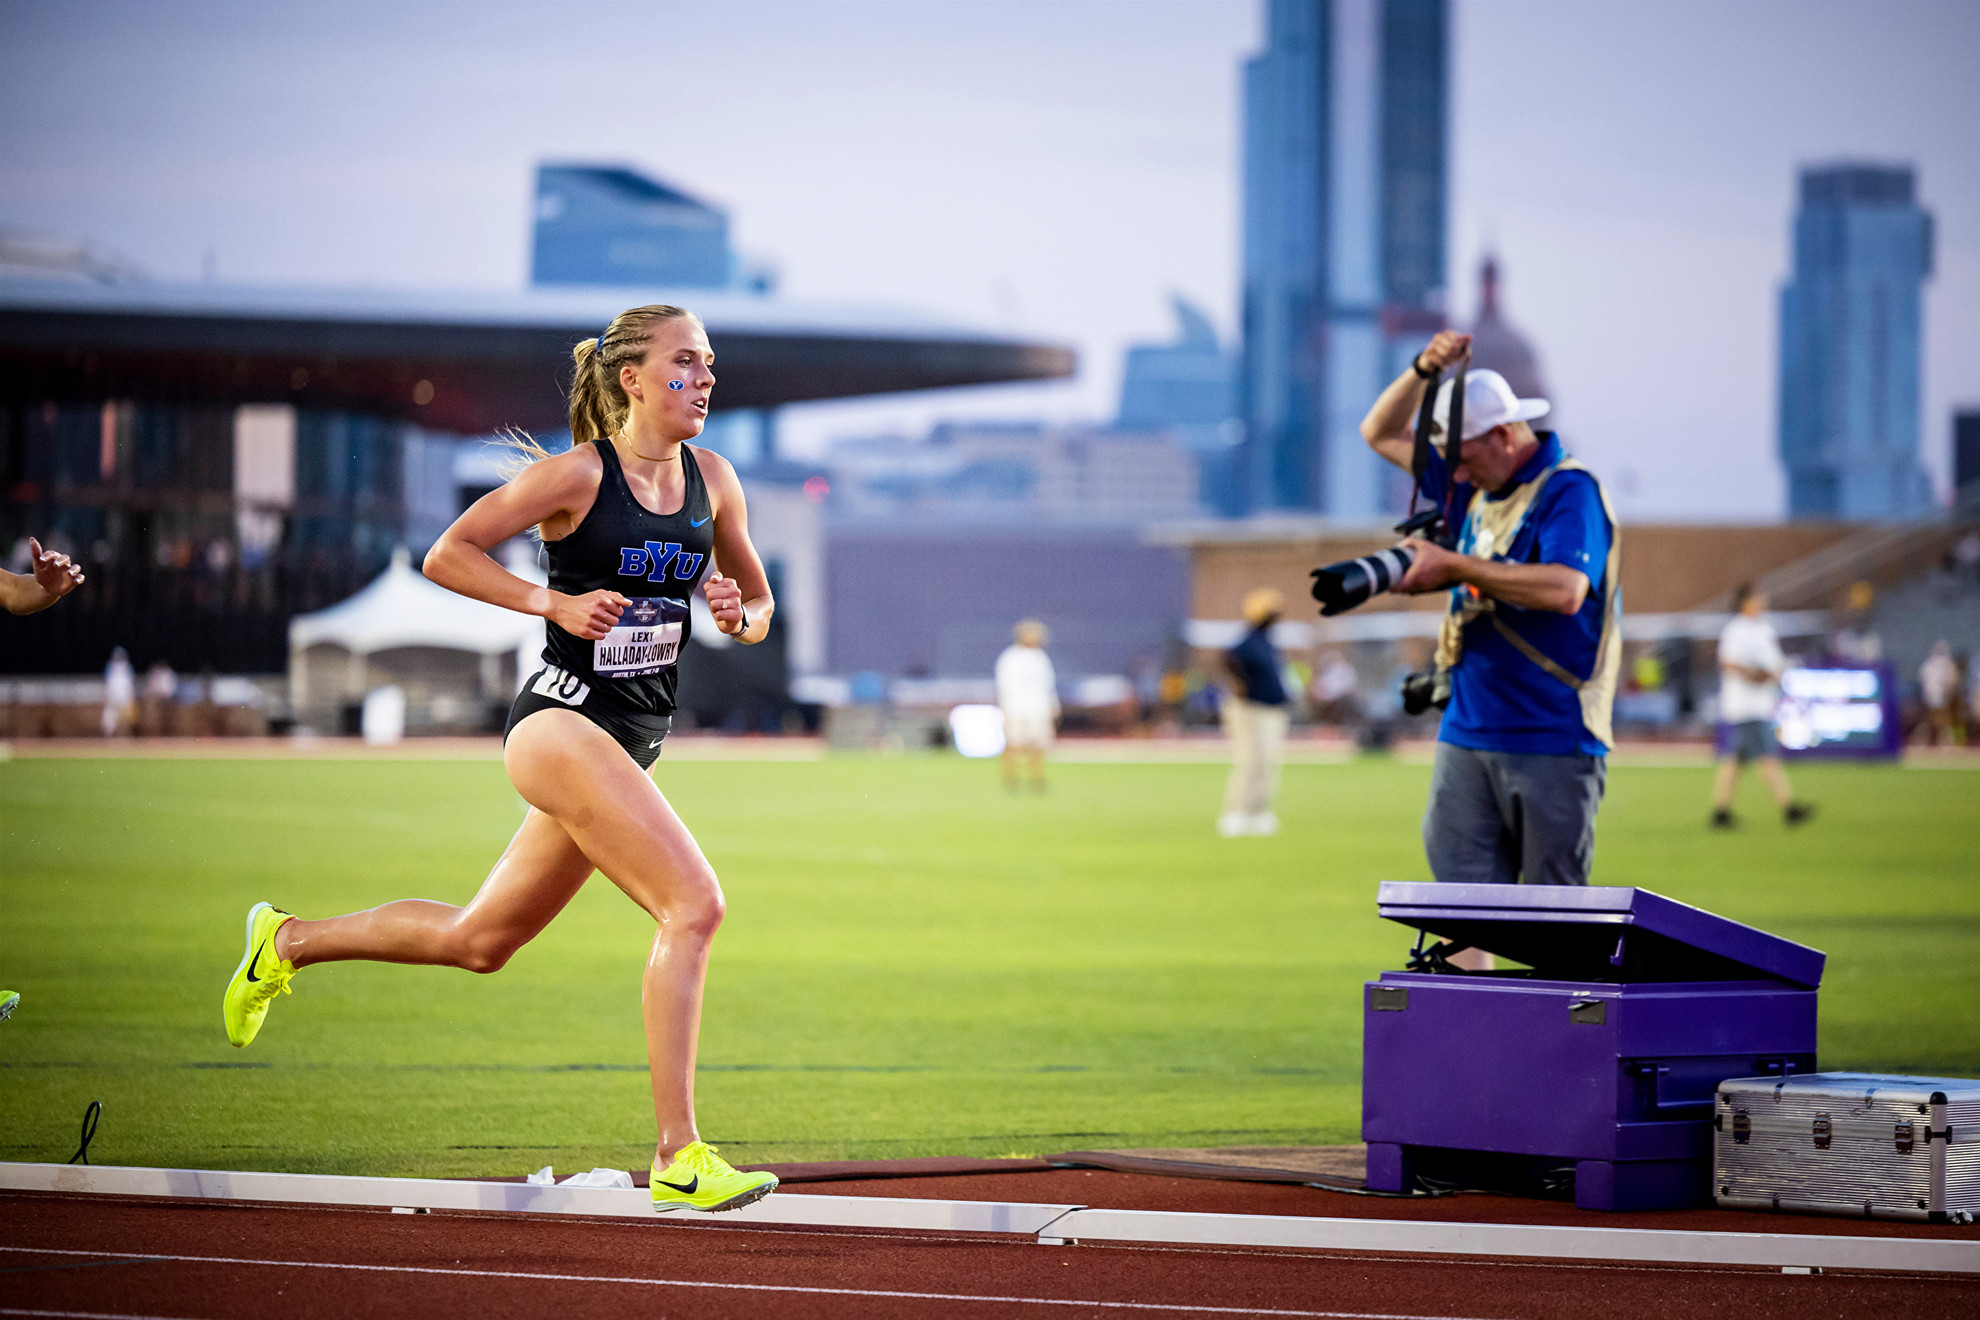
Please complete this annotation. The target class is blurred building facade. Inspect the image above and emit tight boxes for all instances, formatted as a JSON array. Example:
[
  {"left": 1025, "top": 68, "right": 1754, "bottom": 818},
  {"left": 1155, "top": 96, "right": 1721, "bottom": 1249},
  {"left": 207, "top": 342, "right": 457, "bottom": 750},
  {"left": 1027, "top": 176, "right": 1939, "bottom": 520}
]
[
  {"left": 1778, "top": 163, "right": 1935, "bottom": 520},
  {"left": 1239, "top": 0, "right": 1448, "bottom": 519},
  {"left": 1953, "top": 410, "right": 1979, "bottom": 494},
  {"left": 1117, "top": 297, "right": 1243, "bottom": 514},
  {"left": 0, "top": 163, "right": 1073, "bottom": 691},
  {"left": 531, "top": 165, "right": 768, "bottom": 292}
]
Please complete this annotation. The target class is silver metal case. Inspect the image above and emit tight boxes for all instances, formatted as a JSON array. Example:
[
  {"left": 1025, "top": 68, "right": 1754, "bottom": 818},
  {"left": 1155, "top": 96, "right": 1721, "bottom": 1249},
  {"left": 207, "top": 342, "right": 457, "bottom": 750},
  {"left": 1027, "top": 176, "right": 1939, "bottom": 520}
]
[{"left": 1715, "top": 1072, "right": 1980, "bottom": 1222}]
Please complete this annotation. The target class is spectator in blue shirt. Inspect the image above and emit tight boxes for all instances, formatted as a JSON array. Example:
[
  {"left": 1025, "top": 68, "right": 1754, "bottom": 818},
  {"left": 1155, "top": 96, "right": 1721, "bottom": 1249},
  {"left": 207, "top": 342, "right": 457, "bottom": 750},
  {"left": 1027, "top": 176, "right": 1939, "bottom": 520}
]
[
  {"left": 1220, "top": 587, "right": 1292, "bottom": 838},
  {"left": 1360, "top": 331, "right": 1621, "bottom": 898}
]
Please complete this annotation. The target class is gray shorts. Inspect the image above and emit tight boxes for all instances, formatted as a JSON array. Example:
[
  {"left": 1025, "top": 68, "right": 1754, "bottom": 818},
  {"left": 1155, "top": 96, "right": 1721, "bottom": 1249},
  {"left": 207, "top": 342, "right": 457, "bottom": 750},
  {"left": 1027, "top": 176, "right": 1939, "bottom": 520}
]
[
  {"left": 1726, "top": 719, "right": 1778, "bottom": 763},
  {"left": 1423, "top": 742, "right": 1606, "bottom": 886}
]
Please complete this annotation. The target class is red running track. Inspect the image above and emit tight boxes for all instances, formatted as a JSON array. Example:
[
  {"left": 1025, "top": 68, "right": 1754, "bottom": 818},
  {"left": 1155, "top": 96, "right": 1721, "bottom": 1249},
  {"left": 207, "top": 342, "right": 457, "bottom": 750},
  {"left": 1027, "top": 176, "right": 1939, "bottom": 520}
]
[{"left": 3, "top": 1186, "right": 1976, "bottom": 1320}]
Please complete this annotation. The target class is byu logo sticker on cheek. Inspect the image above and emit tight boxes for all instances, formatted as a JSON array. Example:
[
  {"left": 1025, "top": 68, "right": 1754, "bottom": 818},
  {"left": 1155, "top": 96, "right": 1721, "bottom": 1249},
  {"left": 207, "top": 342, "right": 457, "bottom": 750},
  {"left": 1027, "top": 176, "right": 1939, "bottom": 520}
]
[{"left": 668, "top": 380, "right": 686, "bottom": 391}]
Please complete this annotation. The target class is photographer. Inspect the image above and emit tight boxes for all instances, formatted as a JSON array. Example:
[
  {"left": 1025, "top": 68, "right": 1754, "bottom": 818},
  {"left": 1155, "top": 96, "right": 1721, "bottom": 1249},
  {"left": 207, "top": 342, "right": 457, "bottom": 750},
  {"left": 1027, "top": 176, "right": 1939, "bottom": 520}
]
[{"left": 1360, "top": 331, "right": 1620, "bottom": 888}]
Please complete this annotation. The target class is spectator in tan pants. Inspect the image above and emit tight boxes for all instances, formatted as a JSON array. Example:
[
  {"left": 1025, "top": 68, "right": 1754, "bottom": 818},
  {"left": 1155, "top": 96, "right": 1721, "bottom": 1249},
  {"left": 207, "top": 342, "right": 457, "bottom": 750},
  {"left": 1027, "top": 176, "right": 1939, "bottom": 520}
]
[{"left": 1220, "top": 588, "right": 1291, "bottom": 837}]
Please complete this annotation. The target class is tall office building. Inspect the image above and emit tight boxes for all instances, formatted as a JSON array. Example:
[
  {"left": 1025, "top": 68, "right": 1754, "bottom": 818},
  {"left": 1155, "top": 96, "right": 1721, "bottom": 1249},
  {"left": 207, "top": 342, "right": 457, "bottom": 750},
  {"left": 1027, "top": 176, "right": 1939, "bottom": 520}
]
[
  {"left": 1239, "top": 0, "right": 1447, "bottom": 518},
  {"left": 532, "top": 164, "right": 746, "bottom": 290},
  {"left": 1117, "top": 297, "right": 1243, "bottom": 513},
  {"left": 1779, "top": 164, "right": 1934, "bottom": 520}
]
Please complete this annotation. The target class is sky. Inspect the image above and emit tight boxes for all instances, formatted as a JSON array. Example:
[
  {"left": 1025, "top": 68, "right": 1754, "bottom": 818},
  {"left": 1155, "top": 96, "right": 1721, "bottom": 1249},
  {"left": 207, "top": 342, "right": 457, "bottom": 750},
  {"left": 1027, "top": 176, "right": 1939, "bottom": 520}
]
[{"left": 1, "top": 0, "right": 1975, "bottom": 522}]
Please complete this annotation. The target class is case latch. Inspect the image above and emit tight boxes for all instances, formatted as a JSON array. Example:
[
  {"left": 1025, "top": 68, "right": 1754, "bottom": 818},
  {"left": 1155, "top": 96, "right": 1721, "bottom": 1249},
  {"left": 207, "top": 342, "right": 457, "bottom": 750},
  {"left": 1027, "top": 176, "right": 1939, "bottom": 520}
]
[
  {"left": 1732, "top": 1110, "right": 1750, "bottom": 1144},
  {"left": 1812, "top": 1114, "right": 1832, "bottom": 1149},
  {"left": 1894, "top": 1121, "right": 1915, "bottom": 1155}
]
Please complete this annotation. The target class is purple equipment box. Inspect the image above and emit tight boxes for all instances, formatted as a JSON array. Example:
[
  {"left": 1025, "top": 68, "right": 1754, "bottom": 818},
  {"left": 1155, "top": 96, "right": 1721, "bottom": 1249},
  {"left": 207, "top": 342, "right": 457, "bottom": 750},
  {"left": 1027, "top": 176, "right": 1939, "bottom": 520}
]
[{"left": 1362, "top": 882, "right": 1824, "bottom": 1212}]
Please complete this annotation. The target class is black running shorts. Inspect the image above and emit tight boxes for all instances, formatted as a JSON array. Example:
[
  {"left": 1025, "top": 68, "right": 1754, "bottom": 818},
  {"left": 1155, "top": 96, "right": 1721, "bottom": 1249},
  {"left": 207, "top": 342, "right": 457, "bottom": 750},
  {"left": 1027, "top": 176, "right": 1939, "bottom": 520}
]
[{"left": 506, "top": 666, "right": 672, "bottom": 771}]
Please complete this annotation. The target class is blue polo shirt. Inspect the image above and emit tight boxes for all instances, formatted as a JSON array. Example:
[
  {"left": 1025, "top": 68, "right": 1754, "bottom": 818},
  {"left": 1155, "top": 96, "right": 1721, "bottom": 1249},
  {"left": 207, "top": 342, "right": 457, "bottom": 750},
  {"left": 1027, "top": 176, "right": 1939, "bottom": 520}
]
[
  {"left": 1228, "top": 625, "right": 1289, "bottom": 706},
  {"left": 1418, "top": 432, "right": 1614, "bottom": 756}
]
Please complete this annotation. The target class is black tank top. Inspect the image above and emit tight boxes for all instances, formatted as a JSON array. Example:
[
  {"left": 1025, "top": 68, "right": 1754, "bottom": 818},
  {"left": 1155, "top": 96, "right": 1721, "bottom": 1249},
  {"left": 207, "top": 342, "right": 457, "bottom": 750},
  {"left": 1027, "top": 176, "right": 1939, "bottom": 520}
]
[{"left": 541, "top": 439, "right": 714, "bottom": 717}]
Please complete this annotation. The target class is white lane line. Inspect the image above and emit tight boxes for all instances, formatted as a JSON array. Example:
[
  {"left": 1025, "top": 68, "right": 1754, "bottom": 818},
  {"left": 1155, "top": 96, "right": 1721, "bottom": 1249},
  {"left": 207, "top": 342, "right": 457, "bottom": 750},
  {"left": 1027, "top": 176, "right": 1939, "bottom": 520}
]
[
  {"left": 0, "top": 1246, "right": 1501, "bottom": 1319},
  {"left": 4, "top": 1310, "right": 208, "bottom": 1320}
]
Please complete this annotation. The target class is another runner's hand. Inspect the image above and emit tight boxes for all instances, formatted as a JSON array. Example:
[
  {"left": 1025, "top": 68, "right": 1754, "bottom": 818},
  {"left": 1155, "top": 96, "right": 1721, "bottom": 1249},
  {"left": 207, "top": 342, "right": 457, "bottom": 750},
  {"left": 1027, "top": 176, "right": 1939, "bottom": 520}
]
[
  {"left": 553, "top": 589, "right": 628, "bottom": 640},
  {"left": 704, "top": 572, "right": 744, "bottom": 635},
  {"left": 29, "top": 537, "right": 84, "bottom": 599}
]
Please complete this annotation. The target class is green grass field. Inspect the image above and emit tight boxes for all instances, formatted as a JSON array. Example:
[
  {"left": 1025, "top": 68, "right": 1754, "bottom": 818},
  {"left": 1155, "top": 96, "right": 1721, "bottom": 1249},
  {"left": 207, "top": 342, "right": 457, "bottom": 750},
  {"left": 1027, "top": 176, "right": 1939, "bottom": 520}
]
[{"left": 3, "top": 752, "right": 1976, "bottom": 1179}]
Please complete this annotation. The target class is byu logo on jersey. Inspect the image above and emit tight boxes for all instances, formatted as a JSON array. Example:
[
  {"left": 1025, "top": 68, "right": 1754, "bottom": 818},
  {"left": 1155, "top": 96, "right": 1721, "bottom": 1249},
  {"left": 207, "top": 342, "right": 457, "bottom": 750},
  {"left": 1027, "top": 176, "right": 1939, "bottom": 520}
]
[{"left": 616, "top": 541, "right": 706, "bottom": 582}]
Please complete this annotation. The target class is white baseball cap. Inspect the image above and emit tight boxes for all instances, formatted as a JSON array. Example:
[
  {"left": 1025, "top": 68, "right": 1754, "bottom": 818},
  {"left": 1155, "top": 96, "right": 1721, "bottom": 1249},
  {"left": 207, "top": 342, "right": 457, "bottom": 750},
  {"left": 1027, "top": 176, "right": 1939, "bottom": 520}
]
[{"left": 1431, "top": 368, "right": 1550, "bottom": 441}]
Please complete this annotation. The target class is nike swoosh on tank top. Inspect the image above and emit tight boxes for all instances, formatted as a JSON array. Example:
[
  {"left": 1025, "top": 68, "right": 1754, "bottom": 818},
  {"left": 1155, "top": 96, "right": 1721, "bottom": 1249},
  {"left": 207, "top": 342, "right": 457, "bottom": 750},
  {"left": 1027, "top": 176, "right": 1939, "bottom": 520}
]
[{"left": 541, "top": 440, "right": 716, "bottom": 718}]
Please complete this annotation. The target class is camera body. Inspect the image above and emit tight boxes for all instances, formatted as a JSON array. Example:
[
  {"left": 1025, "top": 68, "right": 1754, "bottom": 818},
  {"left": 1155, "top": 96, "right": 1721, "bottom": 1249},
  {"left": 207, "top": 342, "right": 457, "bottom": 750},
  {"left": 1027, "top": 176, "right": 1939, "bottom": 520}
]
[
  {"left": 1309, "top": 511, "right": 1457, "bottom": 713},
  {"left": 1308, "top": 508, "right": 1449, "bottom": 617}
]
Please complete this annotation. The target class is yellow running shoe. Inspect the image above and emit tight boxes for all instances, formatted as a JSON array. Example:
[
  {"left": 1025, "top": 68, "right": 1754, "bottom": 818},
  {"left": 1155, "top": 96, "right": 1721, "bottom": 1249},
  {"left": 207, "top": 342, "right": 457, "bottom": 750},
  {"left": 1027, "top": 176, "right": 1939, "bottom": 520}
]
[
  {"left": 223, "top": 903, "right": 296, "bottom": 1047},
  {"left": 0, "top": 990, "right": 18, "bottom": 1022},
  {"left": 649, "top": 1141, "right": 778, "bottom": 1213}
]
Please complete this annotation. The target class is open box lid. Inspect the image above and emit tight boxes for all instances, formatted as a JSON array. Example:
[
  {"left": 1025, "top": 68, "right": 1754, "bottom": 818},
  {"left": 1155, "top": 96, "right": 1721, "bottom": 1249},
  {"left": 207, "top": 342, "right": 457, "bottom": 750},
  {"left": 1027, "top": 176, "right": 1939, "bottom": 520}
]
[{"left": 1376, "top": 883, "right": 1825, "bottom": 987}]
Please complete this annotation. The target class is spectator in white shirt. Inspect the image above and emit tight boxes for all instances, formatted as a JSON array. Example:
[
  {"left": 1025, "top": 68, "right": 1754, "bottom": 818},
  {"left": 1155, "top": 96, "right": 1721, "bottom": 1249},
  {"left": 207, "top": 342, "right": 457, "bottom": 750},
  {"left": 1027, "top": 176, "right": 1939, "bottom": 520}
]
[
  {"left": 1919, "top": 641, "right": 1961, "bottom": 745},
  {"left": 1710, "top": 585, "right": 1812, "bottom": 829},
  {"left": 995, "top": 619, "right": 1059, "bottom": 792}
]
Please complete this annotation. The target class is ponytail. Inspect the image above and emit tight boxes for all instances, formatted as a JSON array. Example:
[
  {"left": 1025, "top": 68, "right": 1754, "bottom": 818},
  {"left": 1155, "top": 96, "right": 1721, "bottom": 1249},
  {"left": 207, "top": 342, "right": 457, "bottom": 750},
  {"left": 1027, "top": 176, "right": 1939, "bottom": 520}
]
[{"left": 567, "top": 304, "right": 701, "bottom": 443}]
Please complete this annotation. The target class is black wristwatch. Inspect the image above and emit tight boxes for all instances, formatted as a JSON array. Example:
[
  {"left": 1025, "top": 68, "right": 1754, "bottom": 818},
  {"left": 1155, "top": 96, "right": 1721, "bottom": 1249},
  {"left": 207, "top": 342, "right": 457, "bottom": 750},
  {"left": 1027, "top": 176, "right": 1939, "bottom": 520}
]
[{"left": 1411, "top": 354, "right": 1436, "bottom": 380}]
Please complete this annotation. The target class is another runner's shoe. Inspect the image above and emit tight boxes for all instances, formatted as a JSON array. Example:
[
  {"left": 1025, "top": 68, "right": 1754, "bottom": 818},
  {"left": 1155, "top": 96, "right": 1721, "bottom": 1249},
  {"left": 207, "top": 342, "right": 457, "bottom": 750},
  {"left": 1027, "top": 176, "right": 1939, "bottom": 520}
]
[
  {"left": 649, "top": 1141, "right": 778, "bottom": 1213},
  {"left": 223, "top": 903, "right": 297, "bottom": 1047},
  {"left": 0, "top": 991, "right": 18, "bottom": 1023}
]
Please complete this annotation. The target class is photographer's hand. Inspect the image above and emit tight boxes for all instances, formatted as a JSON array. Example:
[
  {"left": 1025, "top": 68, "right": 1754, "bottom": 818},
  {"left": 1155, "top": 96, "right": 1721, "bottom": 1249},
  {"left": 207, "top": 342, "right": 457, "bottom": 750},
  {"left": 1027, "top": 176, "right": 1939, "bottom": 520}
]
[
  {"left": 1360, "top": 331, "right": 1474, "bottom": 471},
  {"left": 1394, "top": 538, "right": 1463, "bottom": 594}
]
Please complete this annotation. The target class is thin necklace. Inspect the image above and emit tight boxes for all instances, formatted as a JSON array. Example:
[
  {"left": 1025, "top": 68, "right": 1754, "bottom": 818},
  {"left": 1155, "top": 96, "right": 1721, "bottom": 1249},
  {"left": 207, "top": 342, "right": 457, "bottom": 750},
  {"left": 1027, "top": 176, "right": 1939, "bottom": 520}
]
[{"left": 614, "top": 432, "right": 680, "bottom": 462}]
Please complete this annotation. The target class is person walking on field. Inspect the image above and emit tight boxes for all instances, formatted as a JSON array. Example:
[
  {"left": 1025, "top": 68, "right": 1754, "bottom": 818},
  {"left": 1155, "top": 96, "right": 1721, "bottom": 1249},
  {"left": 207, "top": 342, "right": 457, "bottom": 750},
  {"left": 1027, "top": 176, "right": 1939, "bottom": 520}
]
[
  {"left": 1220, "top": 588, "right": 1291, "bottom": 838},
  {"left": 995, "top": 619, "right": 1059, "bottom": 791},
  {"left": 220, "top": 304, "right": 780, "bottom": 1214},
  {"left": 1710, "top": 584, "right": 1813, "bottom": 829}
]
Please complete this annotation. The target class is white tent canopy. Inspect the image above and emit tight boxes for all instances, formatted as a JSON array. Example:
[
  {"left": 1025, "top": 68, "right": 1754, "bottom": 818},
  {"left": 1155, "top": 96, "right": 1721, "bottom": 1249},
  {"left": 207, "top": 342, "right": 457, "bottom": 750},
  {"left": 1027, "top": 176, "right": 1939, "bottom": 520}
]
[{"left": 289, "top": 546, "right": 544, "bottom": 657}]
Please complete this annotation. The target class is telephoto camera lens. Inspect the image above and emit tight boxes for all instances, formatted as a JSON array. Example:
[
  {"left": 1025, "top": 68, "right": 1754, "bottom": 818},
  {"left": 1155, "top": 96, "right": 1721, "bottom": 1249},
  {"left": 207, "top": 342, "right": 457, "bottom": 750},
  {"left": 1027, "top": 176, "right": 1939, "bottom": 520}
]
[{"left": 1309, "top": 546, "right": 1416, "bottom": 617}]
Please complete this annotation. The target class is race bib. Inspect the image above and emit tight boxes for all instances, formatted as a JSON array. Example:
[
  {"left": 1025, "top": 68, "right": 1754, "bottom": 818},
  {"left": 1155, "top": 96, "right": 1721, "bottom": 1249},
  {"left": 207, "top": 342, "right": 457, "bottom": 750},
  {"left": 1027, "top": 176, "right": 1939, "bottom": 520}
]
[{"left": 593, "top": 597, "right": 687, "bottom": 679}]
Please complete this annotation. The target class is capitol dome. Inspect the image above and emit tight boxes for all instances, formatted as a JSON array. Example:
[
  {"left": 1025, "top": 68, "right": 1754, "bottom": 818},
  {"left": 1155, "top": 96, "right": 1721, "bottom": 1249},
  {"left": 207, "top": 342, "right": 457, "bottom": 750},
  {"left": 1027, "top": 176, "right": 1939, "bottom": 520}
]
[{"left": 1468, "top": 255, "right": 1551, "bottom": 413}]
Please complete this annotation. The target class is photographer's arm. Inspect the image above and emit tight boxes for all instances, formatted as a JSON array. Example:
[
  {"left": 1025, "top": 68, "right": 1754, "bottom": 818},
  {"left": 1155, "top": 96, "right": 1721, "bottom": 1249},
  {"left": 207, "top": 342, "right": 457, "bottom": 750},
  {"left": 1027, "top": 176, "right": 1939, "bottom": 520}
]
[
  {"left": 1395, "top": 539, "right": 1590, "bottom": 615},
  {"left": 1359, "top": 330, "right": 1473, "bottom": 471}
]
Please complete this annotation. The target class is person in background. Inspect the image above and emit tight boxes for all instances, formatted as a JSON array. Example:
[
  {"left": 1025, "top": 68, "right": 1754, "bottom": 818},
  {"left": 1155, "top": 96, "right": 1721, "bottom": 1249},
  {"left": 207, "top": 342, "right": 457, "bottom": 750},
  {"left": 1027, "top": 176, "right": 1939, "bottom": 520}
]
[
  {"left": 1919, "top": 641, "right": 1961, "bottom": 745},
  {"left": 1710, "top": 584, "right": 1812, "bottom": 828},
  {"left": 102, "top": 647, "right": 137, "bottom": 738},
  {"left": 141, "top": 660, "right": 179, "bottom": 736},
  {"left": 1309, "top": 650, "right": 1360, "bottom": 729},
  {"left": 1, "top": 537, "right": 84, "bottom": 615},
  {"left": 1220, "top": 588, "right": 1290, "bottom": 838},
  {"left": 995, "top": 619, "right": 1059, "bottom": 791}
]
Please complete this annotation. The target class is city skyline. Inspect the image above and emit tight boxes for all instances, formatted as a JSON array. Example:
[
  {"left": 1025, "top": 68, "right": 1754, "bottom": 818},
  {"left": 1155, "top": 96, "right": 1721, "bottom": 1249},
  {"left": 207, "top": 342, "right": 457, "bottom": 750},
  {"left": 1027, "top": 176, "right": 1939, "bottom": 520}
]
[{"left": 2, "top": 0, "right": 1975, "bottom": 520}]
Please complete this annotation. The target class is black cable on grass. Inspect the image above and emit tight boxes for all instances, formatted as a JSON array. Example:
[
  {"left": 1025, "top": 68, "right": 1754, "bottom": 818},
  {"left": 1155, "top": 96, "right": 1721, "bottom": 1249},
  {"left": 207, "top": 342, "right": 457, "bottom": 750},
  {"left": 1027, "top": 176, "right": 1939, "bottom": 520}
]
[{"left": 68, "top": 1100, "right": 100, "bottom": 1165}]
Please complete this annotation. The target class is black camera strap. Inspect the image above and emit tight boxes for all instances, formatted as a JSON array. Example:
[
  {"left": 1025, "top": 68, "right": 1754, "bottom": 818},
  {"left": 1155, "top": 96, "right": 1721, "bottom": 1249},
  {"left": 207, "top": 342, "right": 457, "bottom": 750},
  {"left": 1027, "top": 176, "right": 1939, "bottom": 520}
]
[{"left": 1408, "top": 348, "right": 1470, "bottom": 539}]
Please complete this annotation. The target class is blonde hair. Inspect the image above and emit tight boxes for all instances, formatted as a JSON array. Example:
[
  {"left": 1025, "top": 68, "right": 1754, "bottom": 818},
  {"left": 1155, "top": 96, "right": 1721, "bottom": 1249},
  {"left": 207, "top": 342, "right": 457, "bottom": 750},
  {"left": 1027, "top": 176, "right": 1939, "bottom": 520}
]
[
  {"left": 1014, "top": 619, "right": 1048, "bottom": 647},
  {"left": 489, "top": 303, "right": 703, "bottom": 484},
  {"left": 569, "top": 304, "right": 702, "bottom": 443}
]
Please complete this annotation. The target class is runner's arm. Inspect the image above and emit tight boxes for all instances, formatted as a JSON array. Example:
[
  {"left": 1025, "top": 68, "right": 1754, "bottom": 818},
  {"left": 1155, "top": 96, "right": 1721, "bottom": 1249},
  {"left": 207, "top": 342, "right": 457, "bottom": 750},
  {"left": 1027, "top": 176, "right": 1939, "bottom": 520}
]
[
  {"left": 697, "top": 448, "right": 773, "bottom": 643},
  {"left": 423, "top": 447, "right": 628, "bottom": 640}
]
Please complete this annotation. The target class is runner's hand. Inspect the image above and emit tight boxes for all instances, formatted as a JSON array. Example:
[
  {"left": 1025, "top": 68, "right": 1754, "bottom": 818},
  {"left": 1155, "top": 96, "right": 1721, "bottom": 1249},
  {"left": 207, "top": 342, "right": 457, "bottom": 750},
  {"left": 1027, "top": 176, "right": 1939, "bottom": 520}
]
[
  {"left": 704, "top": 572, "right": 745, "bottom": 635},
  {"left": 29, "top": 537, "right": 84, "bottom": 599},
  {"left": 551, "top": 589, "right": 628, "bottom": 640}
]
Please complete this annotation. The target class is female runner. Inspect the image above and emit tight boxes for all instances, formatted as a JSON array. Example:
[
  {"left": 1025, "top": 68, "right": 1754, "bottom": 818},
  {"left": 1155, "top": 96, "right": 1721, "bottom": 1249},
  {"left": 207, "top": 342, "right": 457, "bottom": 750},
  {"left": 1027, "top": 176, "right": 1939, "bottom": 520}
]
[{"left": 222, "top": 304, "right": 779, "bottom": 1212}]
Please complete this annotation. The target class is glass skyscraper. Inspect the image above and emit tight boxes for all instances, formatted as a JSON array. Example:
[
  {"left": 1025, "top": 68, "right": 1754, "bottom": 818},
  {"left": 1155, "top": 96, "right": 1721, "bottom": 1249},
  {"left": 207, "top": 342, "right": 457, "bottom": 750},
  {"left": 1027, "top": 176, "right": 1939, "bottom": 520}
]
[
  {"left": 531, "top": 164, "right": 742, "bottom": 290},
  {"left": 1778, "top": 164, "right": 1934, "bottom": 521},
  {"left": 1239, "top": 0, "right": 1447, "bottom": 518}
]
